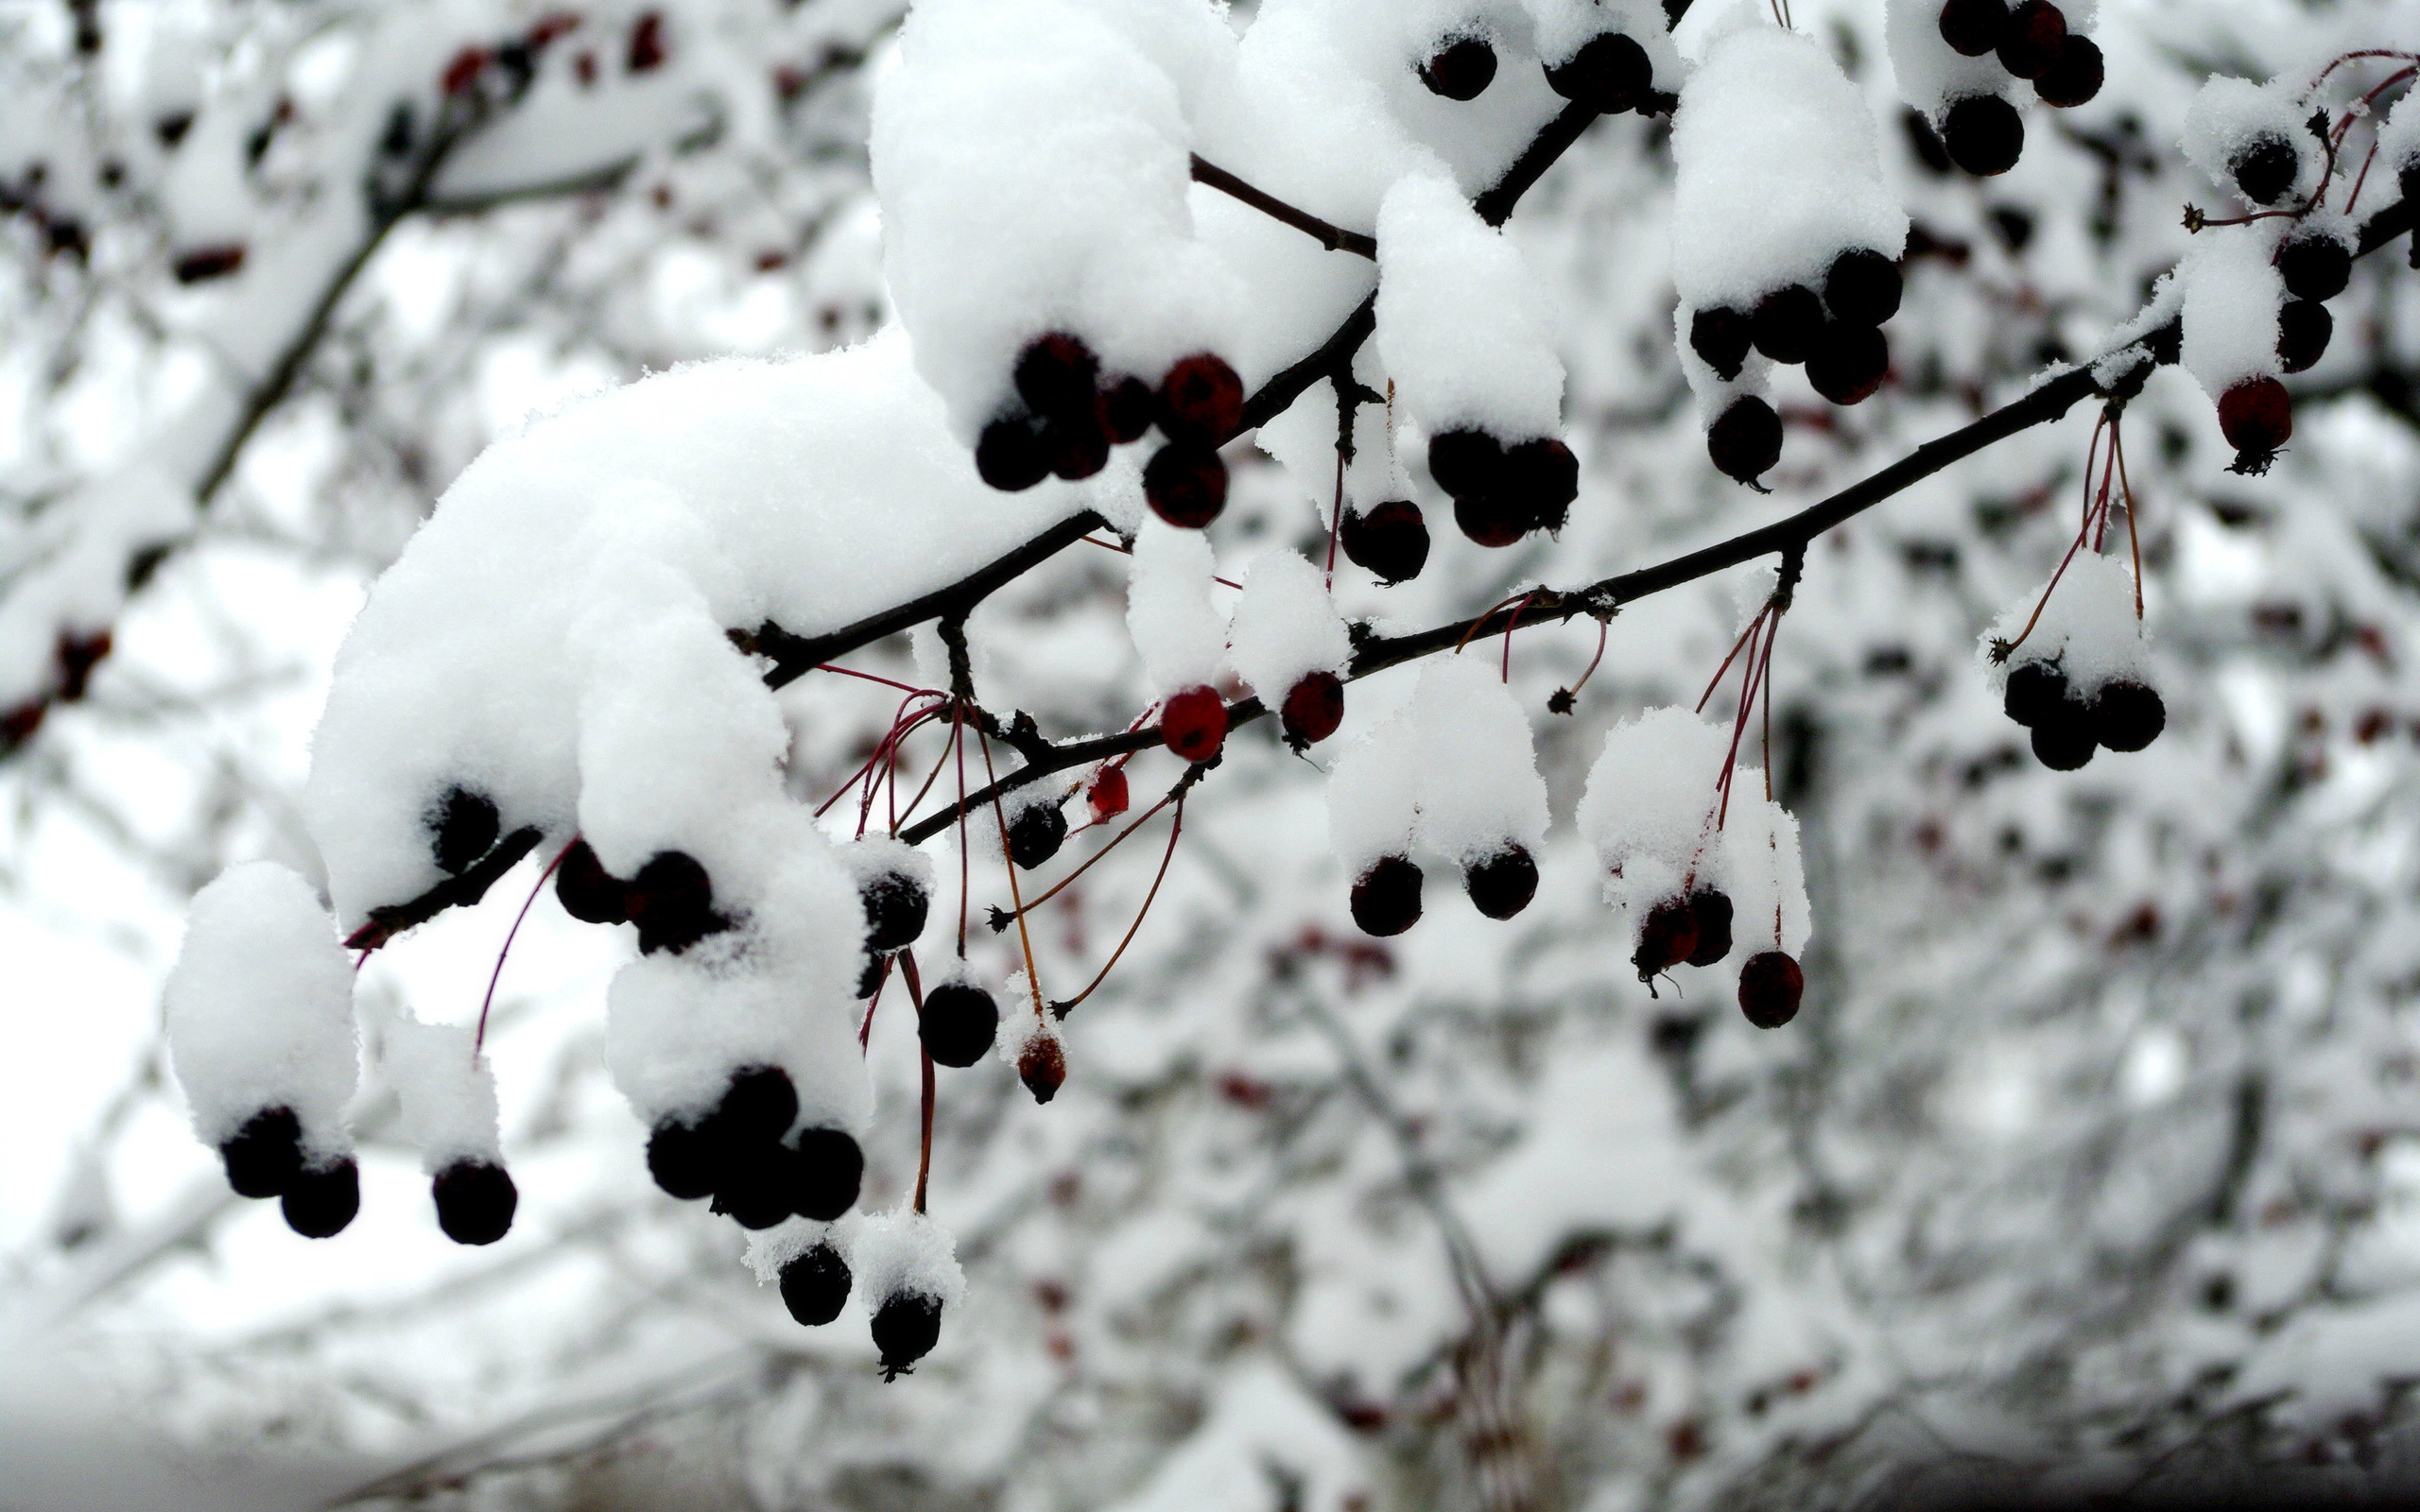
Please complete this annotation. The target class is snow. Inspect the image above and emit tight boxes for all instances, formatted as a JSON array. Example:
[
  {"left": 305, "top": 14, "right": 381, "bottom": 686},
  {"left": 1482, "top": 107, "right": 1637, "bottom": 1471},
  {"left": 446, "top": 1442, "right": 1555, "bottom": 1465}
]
[
  {"left": 744, "top": 1214, "right": 852, "bottom": 1285},
  {"left": 1253, "top": 367, "right": 1408, "bottom": 530},
  {"left": 1124, "top": 515, "right": 1229, "bottom": 695},
  {"left": 0, "top": 463, "right": 195, "bottom": 708},
  {"left": 2182, "top": 75, "right": 2319, "bottom": 203},
  {"left": 1374, "top": 166, "right": 1566, "bottom": 441},
  {"left": 1883, "top": 0, "right": 2013, "bottom": 123},
  {"left": 2381, "top": 86, "right": 2420, "bottom": 180},
  {"left": 2178, "top": 222, "right": 2286, "bottom": 401},
  {"left": 1324, "top": 703, "right": 1423, "bottom": 875},
  {"left": 1981, "top": 551, "right": 2151, "bottom": 698},
  {"left": 375, "top": 1012, "right": 504, "bottom": 1173},
  {"left": 1099, "top": 1359, "right": 1373, "bottom": 1512},
  {"left": 1525, "top": 0, "right": 1684, "bottom": 82},
  {"left": 1407, "top": 656, "right": 1550, "bottom": 865},
  {"left": 163, "top": 862, "right": 358, "bottom": 1159},
  {"left": 1226, "top": 549, "right": 1351, "bottom": 706},
  {"left": 853, "top": 1206, "right": 966, "bottom": 1310}
]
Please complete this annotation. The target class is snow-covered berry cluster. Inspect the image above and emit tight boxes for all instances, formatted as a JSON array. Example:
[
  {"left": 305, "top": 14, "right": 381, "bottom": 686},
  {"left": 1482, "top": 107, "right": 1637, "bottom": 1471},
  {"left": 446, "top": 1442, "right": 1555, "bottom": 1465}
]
[{"left": 1888, "top": 0, "right": 2101, "bottom": 179}]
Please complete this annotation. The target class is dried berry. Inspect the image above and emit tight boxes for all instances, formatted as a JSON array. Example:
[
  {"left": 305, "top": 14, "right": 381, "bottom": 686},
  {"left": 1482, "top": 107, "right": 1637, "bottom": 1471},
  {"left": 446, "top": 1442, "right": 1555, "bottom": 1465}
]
[
  {"left": 2230, "top": 134, "right": 2300, "bottom": 205},
  {"left": 2277, "top": 232, "right": 2351, "bottom": 303},
  {"left": 1545, "top": 32, "right": 1652, "bottom": 114},
  {"left": 1708, "top": 396, "right": 1783, "bottom": 485},
  {"left": 1806, "top": 324, "right": 1890, "bottom": 406},
  {"left": 1340, "top": 500, "right": 1431, "bottom": 585},
  {"left": 1751, "top": 284, "right": 1824, "bottom": 365},
  {"left": 1351, "top": 855, "right": 1424, "bottom": 936},
  {"left": 1824, "top": 249, "right": 1904, "bottom": 328},
  {"left": 1007, "top": 799, "right": 1069, "bottom": 869},
  {"left": 1994, "top": 0, "right": 2066, "bottom": 79},
  {"left": 780, "top": 1243, "right": 852, "bottom": 1326},
  {"left": 1464, "top": 845, "right": 1538, "bottom": 920},
  {"left": 2091, "top": 679, "right": 2166, "bottom": 752},
  {"left": 1281, "top": 671, "right": 1346, "bottom": 747},
  {"left": 555, "top": 837, "right": 630, "bottom": 924},
  {"left": 2218, "top": 376, "right": 2291, "bottom": 456},
  {"left": 428, "top": 786, "right": 499, "bottom": 875},
  {"left": 1685, "top": 887, "right": 1735, "bottom": 968},
  {"left": 2032, "top": 35, "right": 2102, "bottom": 108},
  {"left": 873, "top": 1291, "right": 943, "bottom": 1380},
  {"left": 1419, "top": 36, "right": 1496, "bottom": 100},
  {"left": 2002, "top": 660, "right": 2068, "bottom": 727},
  {"left": 788, "top": 1126, "right": 865, "bottom": 1221},
  {"left": 1144, "top": 442, "right": 1227, "bottom": 528},
  {"left": 861, "top": 870, "right": 929, "bottom": 954},
  {"left": 1014, "top": 332, "right": 1099, "bottom": 421},
  {"left": 2276, "top": 300, "right": 2331, "bottom": 374},
  {"left": 432, "top": 1159, "right": 517, "bottom": 1246},
  {"left": 282, "top": 1157, "right": 360, "bottom": 1239},
  {"left": 1943, "top": 95, "right": 2025, "bottom": 177},
  {"left": 1018, "top": 1034, "right": 1067, "bottom": 1104},
  {"left": 1689, "top": 306, "right": 1753, "bottom": 381},
  {"left": 1633, "top": 896, "right": 1700, "bottom": 981},
  {"left": 920, "top": 981, "right": 999, "bottom": 1069},
  {"left": 1737, "top": 951, "right": 1805, "bottom": 1029},
  {"left": 1937, "top": 0, "right": 2008, "bottom": 57},
  {"left": 1158, "top": 353, "right": 1244, "bottom": 441},
  {"left": 1160, "top": 685, "right": 1228, "bottom": 764},
  {"left": 976, "top": 414, "right": 1049, "bottom": 492},
  {"left": 220, "top": 1105, "right": 304, "bottom": 1199}
]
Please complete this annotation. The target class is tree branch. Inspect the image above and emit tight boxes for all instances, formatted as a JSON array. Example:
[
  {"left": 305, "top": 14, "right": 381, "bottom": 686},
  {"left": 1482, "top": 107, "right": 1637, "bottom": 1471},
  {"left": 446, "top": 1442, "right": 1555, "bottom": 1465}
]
[{"left": 1189, "top": 154, "right": 1377, "bottom": 258}]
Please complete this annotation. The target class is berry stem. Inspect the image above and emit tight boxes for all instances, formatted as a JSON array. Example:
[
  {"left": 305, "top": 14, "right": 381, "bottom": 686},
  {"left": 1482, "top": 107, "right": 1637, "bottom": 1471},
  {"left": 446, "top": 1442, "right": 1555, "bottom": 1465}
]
[
  {"left": 900, "top": 949, "right": 934, "bottom": 1215},
  {"left": 475, "top": 836, "right": 571, "bottom": 1057},
  {"left": 1051, "top": 795, "right": 1185, "bottom": 1019},
  {"left": 990, "top": 769, "right": 1200, "bottom": 930},
  {"left": 2117, "top": 420, "right": 2145, "bottom": 621},
  {"left": 1552, "top": 616, "right": 1610, "bottom": 713},
  {"left": 814, "top": 662, "right": 944, "bottom": 697},
  {"left": 977, "top": 722, "right": 1047, "bottom": 1018}
]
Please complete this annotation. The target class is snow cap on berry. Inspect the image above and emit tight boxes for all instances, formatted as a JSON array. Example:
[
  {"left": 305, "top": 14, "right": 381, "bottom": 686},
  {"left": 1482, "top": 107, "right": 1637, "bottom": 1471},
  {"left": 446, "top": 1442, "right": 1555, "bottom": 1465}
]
[
  {"left": 1375, "top": 168, "right": 1565, "bottom": 446},
  {"left": 1979, "top": 553, "right": 2151, "bottom": 704},
  {"left": 1884, "top": 0, "right": 2020, "bottom": 124},
  {"left": 1408, "top": 658, "right": 1550, "bottom": 867},
  {"left": 1255, "top": 371, "right": 1408, "bottom": 534},
  {"left": 374, "top": 1009, "right": 505, "bottom": 1174},
  {"left": 2182, "top": 75, "right": 2319, "bottom": 207},
  {"left": 1228, "top": 550, "right": 1351, "bottom": 711},
  {"left": 1126, "top": 516, "right": 1230, "bottom": 696},
  {"left": 1327, "top": 703, "right": 1424, "bottom": 878},
  {"left": 745, "top": 1213, "right": 856, "bottom": 1286},
  {"left": 2178, "top": 221, "right": 2288, "bottom": 404},
  {"left": 854, "top": 1206, "right": 967, "bottom": 1314},
  {"left": 1527, "top": 0, "right": 1685, "bottom": 94},
  {"left": 165, "top": 861, "right": 360, "bottom": 1160}
]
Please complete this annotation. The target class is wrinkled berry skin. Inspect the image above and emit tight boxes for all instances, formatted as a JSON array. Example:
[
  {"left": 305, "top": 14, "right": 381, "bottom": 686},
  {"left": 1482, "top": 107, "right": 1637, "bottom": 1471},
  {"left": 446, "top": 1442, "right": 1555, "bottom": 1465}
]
[
  {"left": 1738, "top": 951, "right": 1805, "bottom": 1029},
  {"left": 1351, "top": 855, "right": 1424, "bottom": 936},
  {"left": 1019, "top": 1034, "right": 1068, "bottom": 1104}
]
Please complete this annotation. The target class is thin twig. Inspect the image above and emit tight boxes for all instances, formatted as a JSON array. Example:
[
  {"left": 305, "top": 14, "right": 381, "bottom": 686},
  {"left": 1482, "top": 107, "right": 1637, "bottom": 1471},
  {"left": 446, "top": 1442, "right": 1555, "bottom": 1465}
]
[
  {"left": 1189, "top": 154, "right": 1376, "bottom": 258},
  {"left": 1051, "top": 795, "right": 1185, "bottom": 1018}
]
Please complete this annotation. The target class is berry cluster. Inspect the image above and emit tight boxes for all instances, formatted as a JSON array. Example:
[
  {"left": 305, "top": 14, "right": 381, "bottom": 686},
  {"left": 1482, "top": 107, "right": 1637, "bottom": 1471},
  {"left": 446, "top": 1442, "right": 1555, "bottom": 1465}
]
[
  {"left": 1426, "top": 428, "right": 1581, "bottom": 547},
  {"left": 551, "top": 838, "right": 730, "bottom": 954},
  {"left": 1630, "top": 887, "right": 1805, "bottom": 1029},
  {"left": 769, "top": 1234, "right": 947, "bottom": 1382},
  {"left": 216, "top": 1103, "right": 520, "bottom": 1246},
  {"left": 1932, "top": 0, "right": 2102, "bottom": 177},
  {"left": 646, "top": 1065, "right": 864, "bottom": 1228},
  {"left": 1348, "top": 841, "right": 1538, "bottom": 936},
  {"left": 2000, "top": 659, "right": 2165, "bottom": 770},
  {"left": 1419, "top": 26, "right": 1676, "bottom": 117},
  {"left": 977, "top": 334, "right": 1245, "bottom": 532},
  {"left": 1694, "top": 247, "right": 1903, "bottom": 485}
]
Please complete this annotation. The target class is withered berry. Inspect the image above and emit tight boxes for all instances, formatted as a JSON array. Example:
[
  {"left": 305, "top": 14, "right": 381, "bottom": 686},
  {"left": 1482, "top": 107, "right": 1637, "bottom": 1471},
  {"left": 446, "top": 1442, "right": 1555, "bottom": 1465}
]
[
  {"left": 1633, "top": 896, "right": 1700, "bottom": 981},
  {"left": 873, "top": 1291, "right": 942, "bottom": 1380}
]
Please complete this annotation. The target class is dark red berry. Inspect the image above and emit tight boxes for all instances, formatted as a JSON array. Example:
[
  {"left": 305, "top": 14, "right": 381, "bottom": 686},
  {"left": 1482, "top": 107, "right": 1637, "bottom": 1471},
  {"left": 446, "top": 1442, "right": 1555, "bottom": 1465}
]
[
  {"left": 712, "top": 1143, "right": 796, "bottom": 1229},
  {"left": 1464, "top": 845, "right": 1538, "bottom": 920},
  {"left": 1014, "top": 333, "right": 1099, "bottom": 421},
  {"left": 788, "top": 1126, "right": 864, "bottom": 1221},
  {"left": 2002, "top": 660, "right": 2068, "bottom": 728},
  {"left": 1824, "top": 249, "right": 1903, "bottom": 327},
  {"left": 861, "top": 871, "right": 928, "bottom": 954},
  {"left": 2031, "top": 709, "right": 2097, "bottom": 770},
  {"left": 648, "top": 1115, "right": 724, "bottom": 1199},
  {"left": 628, "top": 850, "right": 724, "bottom": 954},
  {"left": 1689, "top": 306, "right": 1754, "bottom": 381},
  {"left": 172, "top": 244, "right": 247, "bottom": 284},
  {"left": 1045, "top": 411, "right": 1109, "bottom": 481},
  {"left": 1503, "top": 438, "right": 1579, "bottom": 532},
  {"left": 2218, "top": 377, "right": 2291, "bottom": 455},
  {"left": 1099, "top": 376, "right": 1156, "bottom": 443},
  {"left": 1806, "top": 324, "right": 1889, "bottom": 405},
  {"left": 282, "top": 1158, "right": 360, "bottom": 1238},
  {"left": 1419, "top": 37, "right": 1496, "bottom": 100},
  {"left": 1938, "top": 0, "right": 2008, "bottom": 57},
  {"left": 1904, "top": 107, "right": 1956, "bottom": 174},
  {"left": 1633, "top": 896, "right": 1699, "bottom": 981},
  {"left": 2091, "top": 679, "right": 2165, "bottom": 752},
  {"left": 428, "top": 786, "right": 499, "bottom": 874},
  {"left": 1685, "top": 887, "right": 1734, "bottom": 968},
  {"left": 873, "top": 1290, "right": 942, "bottom": 1380},
  {"left": 1160, "top": 685, "right": 1228, "bottom": 763},
  {"left": 1144, "top": 442, "right": 1227, "bottom": 528},
  {"left": 1995, "top": 0, "right": 2066, "bottom": 79},
  {"left": 1737, "top": 951, "right": 1804, "bottom": 1029},
  {"left": 1087, "top": 766, "right": 1131, "bottom": 822},
  {"left": 1351, "top": 855, "right": 1424, "bottom": 936},
  {"left": 976, "top": 414, "right": 1050, "bottom": 492},
  {"left": 1943, "top": 95, "right": 2025, "bottom": 177},
  {"left": 1455, "top": 491, "right": 1530, "bottom": 547},
  {"left": 1751, "top": 285, "right": 1824, "bottom": 365},
  {"left": 720, "top": 1065, "right": 799, "bottom": 1143},
  {"left": 780, "top": 1242, "right": 852, "bottom": 1326},
  {"left": 2032, "top": 34, "right": 2102, "bottom": 107},
  {"left": 1426, "top": 427, "right": 1504, "bottom": 499},
  {"left": 1340, "top": 500, "right": 1430, "bottom": 585},
  {"left": 920, "top": 982, "right": 998, "bottom": 1069},
  {"left": 1281, "top": 671, "right": 1345, "bottom": 747},
  {"left": 2231, "top": 135, "right": 2300, "bottom": 205},
  {"left": 1707, "top": 396, "right": 1783, "bottom": 484},
  {"left": 2276, "top": 300, "right": 2331, "bottom": 374},
  {"left": 628, "top": 10, "right": 666, "bottom": 72},
  {"left": 157, "top": 112, "right": 196, "bottom": 148},
  {"left": 1007, "top": 799, "right": 1069, "bottom": 869},
  {"left": 1545, "top": 32, "right": 1651, "bottom": 114},
  {"left": 1158, "top": 353, "right": 1244, "bottom": 441},
  {"left": 2277, "top": 232, "right": 2351, "bottom": 302},
  {"left": 221, "top": 1106, "right": 303, "bottom": 1198},
  {"left": 556, "top": 838, "right": 630, "bottom": 924},
  {"left": 432, "top": 1159, "right": 517, "bottom": 1246},
  {"left": 1018, "top": 1035, "right": 1067, "bottom": 1104}
]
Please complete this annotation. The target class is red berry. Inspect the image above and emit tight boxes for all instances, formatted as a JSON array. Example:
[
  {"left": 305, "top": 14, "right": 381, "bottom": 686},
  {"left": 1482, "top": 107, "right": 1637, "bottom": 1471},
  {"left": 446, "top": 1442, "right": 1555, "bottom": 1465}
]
[
  {"left": 2218, "top": 376, "right": 2291, "bottom": 455},
  {"left": 780, "top": 1242, "right": 852, "bottom": 1326},
  {"left": 1160, "top": 685, "right": 1228, "bottom": 763},
  {"left": 1689, "top": 306, "right": 1753, "bottom": 381},
  {"left": 1737, "top": 951, "right": 1804, "bottom": 1029},
  {"left": 2032, "top": 34, "right": 2102, "bottom": 107},
  {"left": 1419, "top": 37, "right": 1496, "bottom": 100},
  {"left": 976, "top": 414, "right": 1050, "bottom": 492},
  {"left": 432, "top": 1159, "right": 517, "bottom": 1246},
  {"left": 1633, "top": 896, "right": 1699, "bottom": 981},
  {"left": 1685, "top": 887, "right": 1734, "bottom": 967},
  {"left": 1464, "top": 845, "right": 1538, "bottom": 920},
  {"left": 1339, "top": 499, "right": 1430, "bottom": 584},
  {"left": 1426, "top": 427, "right": 1503, "bottom": 499},
  {"left": 282, "top": 1158, "right": 360, "bottom": 1239},
  {"left": 920, "top": 982, "right": 998, "bottom": 1069},
  {"left": 1099, "top": 376, "right": 1156, "bottom": 444},
  {"left": 1545, "top": 32, "right": 1651, "bottom": 114},
  {"left": 1454, "top": 492, "right": 1529, "bottom": 548},
  {"left": 1144, "top": 442, "right": 1227, "bottom": 528},
  {"left": 1014, "top": 332, "right": 1099, "bottom": 421},
  {"left": 1158, "top": 353, "right": 1244, "bottom": 441},
  {"left": 1750, "top": 285, "right": 1824, "bottom": 365},
  {"left": 1937, "top": 0, "right": 2008, "bottom": 57},
  {"left": 1824, "top": 249, "right": 1903, "bottom": 328},
  {"left": 441, "top": 47, "right": 490, "bottom": 95},
  {"left": 1707, "top": 396, "right": 1783, "bottom": 484},
  {"left": 1943, "top": 94, "right": 2025, "bottom": 177},
  {"left": 2276, "top": 300, "right": 2331, "bottom": 374},
  {"left": 1351, "top": 855, "right": 1425, "bottom": 936},
  {"left": 1019, "top": 1035, "right": 1067, "bottom": 1105},
  {"left": 1994, "top": 0, "right": 2066, "bottom": 79},
  {"left": 1087, "top": 766, "right": 1131, "bottom": 822},
  {"left": 556, "top": 837, "right": 630, "bottom": 924},
  {"left": 1281, "top": 671, "right": 1345, "bottom": 747}
]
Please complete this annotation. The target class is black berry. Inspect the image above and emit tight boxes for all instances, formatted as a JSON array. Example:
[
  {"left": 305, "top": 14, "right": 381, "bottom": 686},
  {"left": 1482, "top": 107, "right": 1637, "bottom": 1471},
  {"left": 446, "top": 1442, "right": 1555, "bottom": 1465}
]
[
  {"left": 1144, "top": 442, "right": 1227, "bottom": 528},
  {"left": 1503, "top": 438, "right": 1579, "bottom": 532},
  {"left": 873, "top": 1291, "right": 942, "bottom": 1380},
  {"left": 2230, "top": 135, "right": 2300, "bottom": 206},
  {"left": 861, "top": 871, "right": 929, "bottom": 954},
  {"left": 1689, "top": 306, "right": 1753, "bottom": 381},
  {"left": 1426, "top": 427, "right": 1503, "bottom": 499},
  {"left": 627, "top": 850, "right": 725, "bottom": 954},
  {"left": 1282, "top": 671, "right": 1345, "bottom": 747},
  {"left": 1158, "top": 353, "right": 1244, "bottom": 442},
  {"left": 2002, "top": 660, "right": 2067, "bottom": 727},
  {"left": 1351, "top": 855, "right": 1424, "bottom": 936},
  {"left": 2276, "top": 299, "right": 2331, "bottom": 374},
  {"left": 1937, "top": 0, "right": 2008, "bottom": 57},
  {"left": 1545, "top": 32, "right": 1651, "bottom": 114},
  {"left": 1995, "top": 0, "right": 2066, "bottom": 79},
  {"left": 1633, "top": 896, "right": 1699, "bottom": 981},
  {"left": 432, "top": 1159, "right": 517, "bottom": 1246},
  {"left": 1737, "top": 951, "right": 1804, "bottom": 1029},
  {"left": 2031, "top": 708, "right": 2097, "bottom": 770},
  {"left": 920, "top": 982, "right": 999, "bottom": 1068},
  {"left": 282, "top": 1158, "right": 360, "bottom": 1239},
  {"left": 1419, "top": 37, "right": 1496, "bottom": 100},
  {"left": 1685, "top": 887, "right": 1734, "bottom": 968},
  {"left": 1455, "top": 491, "right": 1529, "bottom": 548},
  {"left": 2091, "top": 679, "right": 2165, "bottom": 752},
  {"left": 1750, "top": 285, "right": 1824, "bottom": 365},
  {"left": 1943, "top": 95, "right": 2025, "bottom": 177},
  {"left": 1708, "top": 396, "right": 1783, "bottom": 485},
  {"left": 1806, "top": 324, "right": 1889, "bottom": 406},
  {"left": 1014, "top": 333, "right": 1099, "bottom": 421},
  {"left": 221, "top": 1106, "right": 304, "bottom": 1198},
  {"left": 555, "top": 838, "right": 630, "bottom": 924},
  {"left": 2277, "top": 232, "right": 2351, "bottom": 302},
  {"left": 1007, "top": 800, "right": 1069, "bottom": 870},
  {"left": 2032, "top": 35, "right": 2102, "bottom": 108},
  {"left": 856, "top": 952, "right": 888, "bottom": 999},
  {"left": 428, "top": 786, "right": 499, "bottom": 875},
  {"left": 1824, "top": 249, "right": 1903, "bottom": 328},
  {"left": 720, "top": 1065, "right": 799, "bottom": 1143},
  {"left": 1099, "top": 376, "right": 1157, "bottom": 444},
  {"left": 1045, "top": 410, "right": 1110, "bottom": 481},
  {"left": 648, "top": 1115, "right": 724, "bottom": 1199},
  {"left": 779, "top": 1242, "right": 852, "bottom": 1326},
  {"left": 788, "top": 1126, "right": 864, "bottom": 1221},
  {"left": 712, "top": 1143, "right": 796, "bottom": 1229},
  {"left": 976, "top": 413, "right": 1050, "bottom": 492},
  {"left": 1464, "top": 845, "right": 1538, "bottom": 920},
  {"left": 1340, "top": 500, "right": 1430, "bottom": 584}
]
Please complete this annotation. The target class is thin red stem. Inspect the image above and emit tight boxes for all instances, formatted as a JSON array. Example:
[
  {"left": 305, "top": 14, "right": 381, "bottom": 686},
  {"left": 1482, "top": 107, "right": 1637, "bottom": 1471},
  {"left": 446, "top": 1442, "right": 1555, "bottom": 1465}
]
[
  {"left": 977, "top": 724, "right": 1047, "bottom": 1019},
  {"left": 816, "top": 662, "right": 943, "bottom": 696},
  {"left": 475, "top": 838, "right": 571, "bottom": 1057},
  {"left": 1054, "top": 795, "right": 1185, "bottom": 1017}
]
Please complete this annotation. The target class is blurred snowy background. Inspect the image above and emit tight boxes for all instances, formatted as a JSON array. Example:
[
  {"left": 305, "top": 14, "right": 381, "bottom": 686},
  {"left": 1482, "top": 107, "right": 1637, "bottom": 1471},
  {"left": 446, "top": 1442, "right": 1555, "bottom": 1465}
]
[{"left": 6, "top": 1, "right": 2420, "bottom": 1508}]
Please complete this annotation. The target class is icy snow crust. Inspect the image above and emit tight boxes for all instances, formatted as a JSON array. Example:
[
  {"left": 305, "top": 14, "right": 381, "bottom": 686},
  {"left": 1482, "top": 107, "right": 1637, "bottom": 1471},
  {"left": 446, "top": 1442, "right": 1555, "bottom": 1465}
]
[{"left": 164, "top": 862, "right": 359, "bottom": 1157}]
